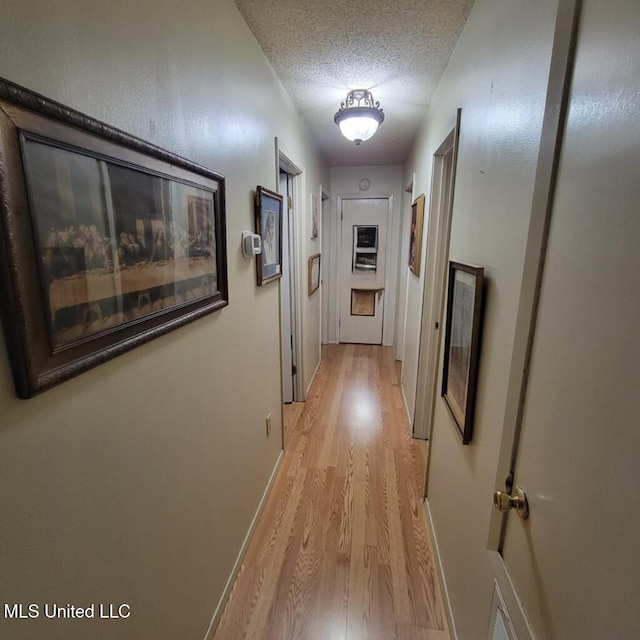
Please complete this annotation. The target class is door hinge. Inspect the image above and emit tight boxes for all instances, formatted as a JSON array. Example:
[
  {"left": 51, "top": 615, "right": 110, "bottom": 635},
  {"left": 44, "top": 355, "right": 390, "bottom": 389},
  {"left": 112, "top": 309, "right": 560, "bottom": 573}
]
[
  {"left": 505, "top": 472, "right": 514, "bottom": 494},
  {"left": 292, "top": 364, "right": 297, "bottom": 376},
  {"left": 288, "top": 196, "right": 292, "bottom": 210}
]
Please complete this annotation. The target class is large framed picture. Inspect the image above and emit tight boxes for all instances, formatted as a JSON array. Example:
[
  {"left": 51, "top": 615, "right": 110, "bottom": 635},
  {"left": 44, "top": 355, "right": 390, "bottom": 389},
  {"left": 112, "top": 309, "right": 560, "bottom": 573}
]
[
  {"left": 408, "top": 193, "right": 425, "bottom": 276},
  {"left": 0, "top": 78, "right": 228, "bottom": 398},
  {"left": 441, "top": 261, "right": 484, "bottom": 444},
  {"left": 308, "top": 253, "right": 321, "bottom": 296},
  {"left": 255, "top": 186, "right": 283, "bottom": 286}
]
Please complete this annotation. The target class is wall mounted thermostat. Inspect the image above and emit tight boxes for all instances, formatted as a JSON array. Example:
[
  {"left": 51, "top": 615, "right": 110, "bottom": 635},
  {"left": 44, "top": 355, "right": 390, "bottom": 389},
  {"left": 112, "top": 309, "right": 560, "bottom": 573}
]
[{"left": 241, "top": 231, "right": 262, "bottom": 258}]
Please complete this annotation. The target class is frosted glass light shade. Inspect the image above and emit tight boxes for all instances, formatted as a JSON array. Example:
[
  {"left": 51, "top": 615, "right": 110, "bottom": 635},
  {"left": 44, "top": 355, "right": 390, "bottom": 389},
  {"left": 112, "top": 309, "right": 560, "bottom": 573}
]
[
  {"left": 338, "top": 116, "right": 380, "bottom": 145},
  {"left": 334, "top": 89, "right": 384, "bottom": 145}
]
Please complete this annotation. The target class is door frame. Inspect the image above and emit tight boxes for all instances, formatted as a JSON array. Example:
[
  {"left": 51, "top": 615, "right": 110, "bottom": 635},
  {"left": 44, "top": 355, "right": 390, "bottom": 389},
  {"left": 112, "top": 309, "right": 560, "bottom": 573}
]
[
  {"left": 335, "top": 194, "right": 395, "bottom": 345},
  {"left": 277, "top": 144, "right": 305, "bottom": 403},
  {"left": 279, "top": 170, "right": 296, "bottom": 403},
  {"left": 321, "top": 191, "right": 331, "bottom": 345},
  {"left": 414, "top": 110, "right": 461, "bottom": 443},
  {"left": 485, "top": 1, "right": 581, "bottom": 638}
]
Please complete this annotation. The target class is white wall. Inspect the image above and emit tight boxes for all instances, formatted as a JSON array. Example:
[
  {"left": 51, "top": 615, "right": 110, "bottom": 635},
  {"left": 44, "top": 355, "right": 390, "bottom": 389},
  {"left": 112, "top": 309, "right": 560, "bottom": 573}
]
[
  {"left": 298, "top": 181, "right": 324, "bottom": 395},
  {"left": 403, "top": 0, "right": 559, "bottom": 637},
  {"left": 327, "top": 165, "right": 404, "bottom": 346},
  {"left": 0, "top": 2, "right": 327, "bottom": 639}
]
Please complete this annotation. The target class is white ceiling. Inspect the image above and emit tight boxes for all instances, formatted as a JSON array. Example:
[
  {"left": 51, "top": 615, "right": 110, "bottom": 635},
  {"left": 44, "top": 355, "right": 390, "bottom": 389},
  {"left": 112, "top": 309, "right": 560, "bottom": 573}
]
[{"left": 234, "top": 0, "right": 474, "bottom": 166}]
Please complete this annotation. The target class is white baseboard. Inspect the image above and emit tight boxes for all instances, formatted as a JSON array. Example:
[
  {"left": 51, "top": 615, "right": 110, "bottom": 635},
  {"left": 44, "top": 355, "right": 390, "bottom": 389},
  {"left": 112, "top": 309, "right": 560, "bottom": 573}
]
[
  {"left": 400, "top": 381, "right": 413, "bottom": 434},
  {"left": 203, "top": 450, "right": 285, "bottom": 640},
  {"left": 305, "top": 358, "right": 322, "bottom": 398},
  {"left": 424, "top": 497, "right": 458, "bottom": 640}
]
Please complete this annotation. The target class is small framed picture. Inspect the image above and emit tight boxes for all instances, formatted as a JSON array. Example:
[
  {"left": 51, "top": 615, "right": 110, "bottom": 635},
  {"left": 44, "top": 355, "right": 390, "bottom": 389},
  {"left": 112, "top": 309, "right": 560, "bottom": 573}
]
[
  {"left": 255, "top": 186, "right": 283, "bottom": 286},
  {"left": 408, "top": 193, "right": 425, "bottom": 276},
  {"left": 441, "top": 261, "right": 485, "bottom": 444},
  {"left": 308, "top": 253, "right": 321, "bottom": 296}
]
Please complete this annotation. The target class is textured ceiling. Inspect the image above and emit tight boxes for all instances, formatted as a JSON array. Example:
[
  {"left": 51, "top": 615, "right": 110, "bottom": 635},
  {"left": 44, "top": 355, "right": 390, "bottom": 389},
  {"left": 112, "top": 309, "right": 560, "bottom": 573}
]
[{"left": 234, "top": 0, "right": 474, "bottom": 166}]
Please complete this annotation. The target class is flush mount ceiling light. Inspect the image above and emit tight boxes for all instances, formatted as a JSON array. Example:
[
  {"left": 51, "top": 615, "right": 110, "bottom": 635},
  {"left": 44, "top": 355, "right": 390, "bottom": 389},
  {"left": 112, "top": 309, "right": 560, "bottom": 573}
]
[{"left": 334, "top": 89, "right": 384, "bottom": 145}]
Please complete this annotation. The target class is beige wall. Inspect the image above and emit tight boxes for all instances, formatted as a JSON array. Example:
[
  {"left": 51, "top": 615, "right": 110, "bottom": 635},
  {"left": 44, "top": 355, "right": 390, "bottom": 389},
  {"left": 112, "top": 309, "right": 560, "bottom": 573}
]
[
  {"left": 297, "top": 179, "right": 325, "bottom": 396},
  {"left": 0, "top": 1, "right": 326, "bottom": 639},
  {"left": 403, "top": 0, "right": 559, "bottom": 637}
]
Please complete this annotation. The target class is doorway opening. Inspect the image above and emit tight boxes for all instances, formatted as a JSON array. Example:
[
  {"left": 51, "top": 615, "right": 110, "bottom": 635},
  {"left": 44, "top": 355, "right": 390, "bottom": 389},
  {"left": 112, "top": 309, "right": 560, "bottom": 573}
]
[
  {"left": 278, "top": 150, "right": 303, "bottom": 405},
  {"left": 414, "top": 110, "right": 461, "bottom": 449}
]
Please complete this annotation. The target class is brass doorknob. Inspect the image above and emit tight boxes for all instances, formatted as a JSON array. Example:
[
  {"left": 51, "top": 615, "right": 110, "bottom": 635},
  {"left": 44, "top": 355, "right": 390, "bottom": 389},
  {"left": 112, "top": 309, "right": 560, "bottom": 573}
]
[{"left": 493, "top": 487, "right": 529, "bottom": 520}]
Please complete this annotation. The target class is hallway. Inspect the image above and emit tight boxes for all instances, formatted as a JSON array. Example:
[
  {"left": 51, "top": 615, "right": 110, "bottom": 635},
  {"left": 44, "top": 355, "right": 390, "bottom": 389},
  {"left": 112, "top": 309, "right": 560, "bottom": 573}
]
[{"left": 213, "top": 344, "right": 449, "bottom": 639}]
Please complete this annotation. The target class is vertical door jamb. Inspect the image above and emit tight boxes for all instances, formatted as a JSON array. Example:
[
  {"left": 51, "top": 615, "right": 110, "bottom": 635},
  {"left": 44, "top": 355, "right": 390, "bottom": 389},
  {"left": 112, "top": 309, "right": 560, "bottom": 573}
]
[{"left": 414, "top": 110, "right": 461, "bottom": 446}]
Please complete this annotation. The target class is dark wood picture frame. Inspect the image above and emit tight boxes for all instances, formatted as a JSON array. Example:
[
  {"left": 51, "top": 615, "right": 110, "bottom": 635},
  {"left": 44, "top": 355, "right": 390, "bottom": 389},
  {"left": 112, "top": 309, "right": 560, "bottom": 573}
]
[
  {"left": 441, "top": 261, "right": 484, "bottom": 444},
  {"left": 0, "top": 78, "right": 228, "bottom": 398},
  {"left": 255, "top": 186, "right": 283, "bottom": 286},
  {"left": 308, "top": 253, "right": 321, "bottom": 296},
  {"left": 408, "top": 193, "right": 425, "bottom": 276}
]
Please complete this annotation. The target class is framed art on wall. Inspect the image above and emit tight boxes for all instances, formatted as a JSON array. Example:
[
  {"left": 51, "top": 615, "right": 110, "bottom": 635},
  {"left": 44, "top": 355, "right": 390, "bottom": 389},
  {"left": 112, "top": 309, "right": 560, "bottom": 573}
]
[
  {"left": 441, "top": 261, "right": 484, "bottom": 444},
  {"left": 310, "top": 192, "right": 318, "bottom": 240},
  {"left": 255, "top": 186, "right": 283, "bottom": 286},
  {"left": 308, "top": 253, "right": 321, "bottom": 296},
  {"left": 408, "top": 193, "right": 425, "bottom": 276},
  {"left": 0, "top": 78, "right": 228, "bottom": 398}
]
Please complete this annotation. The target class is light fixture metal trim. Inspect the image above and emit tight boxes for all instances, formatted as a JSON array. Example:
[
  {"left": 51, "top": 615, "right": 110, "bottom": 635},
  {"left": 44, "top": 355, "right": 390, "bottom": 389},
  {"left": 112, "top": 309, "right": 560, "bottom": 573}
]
[{"left": 334, "top": 89, "right": 385, "bottom": 145}]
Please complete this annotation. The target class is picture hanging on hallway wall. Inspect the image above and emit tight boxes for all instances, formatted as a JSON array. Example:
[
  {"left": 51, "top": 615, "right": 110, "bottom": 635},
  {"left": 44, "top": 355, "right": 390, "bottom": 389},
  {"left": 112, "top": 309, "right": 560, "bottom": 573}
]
[
  {"left": 310, "top": 192, "right": 318, "bottom": 239},
  {"left": 408, "top": 193, "right": 425, "bottom": 276},
  {"left": 308, "top": 253, "right": 321, "bottom": 296},
  {"left": 441, "top": 261, "right": 485, "bottom": 444},
  {"left": 0, "top": 77, "right": 229, "bottom": 398},
  {"left": 255, "top": 186, "right": 283, "bottom": 285}
]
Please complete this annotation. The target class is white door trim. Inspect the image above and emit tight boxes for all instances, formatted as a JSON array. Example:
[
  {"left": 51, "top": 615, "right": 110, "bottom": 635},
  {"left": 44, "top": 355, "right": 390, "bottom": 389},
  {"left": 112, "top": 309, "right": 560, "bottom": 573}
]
[
  {"left": 414, "top": 110, "right": 461, "bottom": 442},
  {"left": 277, "top": 143, "right": 305, "bottom": 402}
]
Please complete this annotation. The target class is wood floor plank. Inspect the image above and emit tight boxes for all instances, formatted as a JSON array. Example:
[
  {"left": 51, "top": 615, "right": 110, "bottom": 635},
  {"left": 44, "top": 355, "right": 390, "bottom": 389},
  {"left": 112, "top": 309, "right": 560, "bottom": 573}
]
[
  {"left": 345, "top": 443, "right": 368, "bottom": 638},
  {"left": 212, "top": 345, "right": 449, "bottom": 640},
  {"left": 385, "top": 447, "right": 414, "bottom": 625}
]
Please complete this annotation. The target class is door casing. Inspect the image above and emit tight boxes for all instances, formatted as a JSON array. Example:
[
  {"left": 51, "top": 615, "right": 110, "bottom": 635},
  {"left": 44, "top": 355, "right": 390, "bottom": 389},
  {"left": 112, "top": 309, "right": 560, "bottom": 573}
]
[
  {"left": 414, "top": 111, "right": 461, "bottom": 444},
  {"left": 277, "top": 145, "right": 304, "bottom": 405}
]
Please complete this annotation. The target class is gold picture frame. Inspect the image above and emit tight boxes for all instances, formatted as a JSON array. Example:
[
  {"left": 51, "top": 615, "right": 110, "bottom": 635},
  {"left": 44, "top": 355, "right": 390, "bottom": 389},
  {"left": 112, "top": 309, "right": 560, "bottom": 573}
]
[{"left": 408, "top": 193, "right": 425, "bottom": 276}]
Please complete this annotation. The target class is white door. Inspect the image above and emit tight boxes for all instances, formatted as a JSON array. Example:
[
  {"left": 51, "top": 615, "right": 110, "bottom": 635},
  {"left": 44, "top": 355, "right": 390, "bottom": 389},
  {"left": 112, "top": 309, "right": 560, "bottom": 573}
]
[
  {"left": 339, "top": 198, "right": 388, "bottom": 344},
  {"left": 492, "top": 1, "right": 640, "bottom": 637},
  {"left": 279, "top": 171, "right": 296, "bottom": 403}
]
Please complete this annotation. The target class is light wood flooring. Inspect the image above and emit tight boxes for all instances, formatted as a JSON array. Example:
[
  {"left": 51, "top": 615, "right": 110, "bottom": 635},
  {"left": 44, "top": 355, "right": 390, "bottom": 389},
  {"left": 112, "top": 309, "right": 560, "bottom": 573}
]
[{"left": 213, "top": 344, "right": 449, "bottom": 640}]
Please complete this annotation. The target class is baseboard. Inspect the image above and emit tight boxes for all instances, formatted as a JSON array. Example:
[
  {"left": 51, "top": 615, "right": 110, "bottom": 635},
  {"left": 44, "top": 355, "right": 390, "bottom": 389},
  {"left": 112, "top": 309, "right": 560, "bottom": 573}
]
[
  {"left": 305, "top": 358, "right": 322, "bottom": 398},
  {"left": 400, "top": 381, "right": 413, "bottom": 433},
  {"left": 203, "top": 450, "right": 285, "bottom": 640},
  {"left": 424, "top": 497, "right": 458, "bottom": 640}
]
